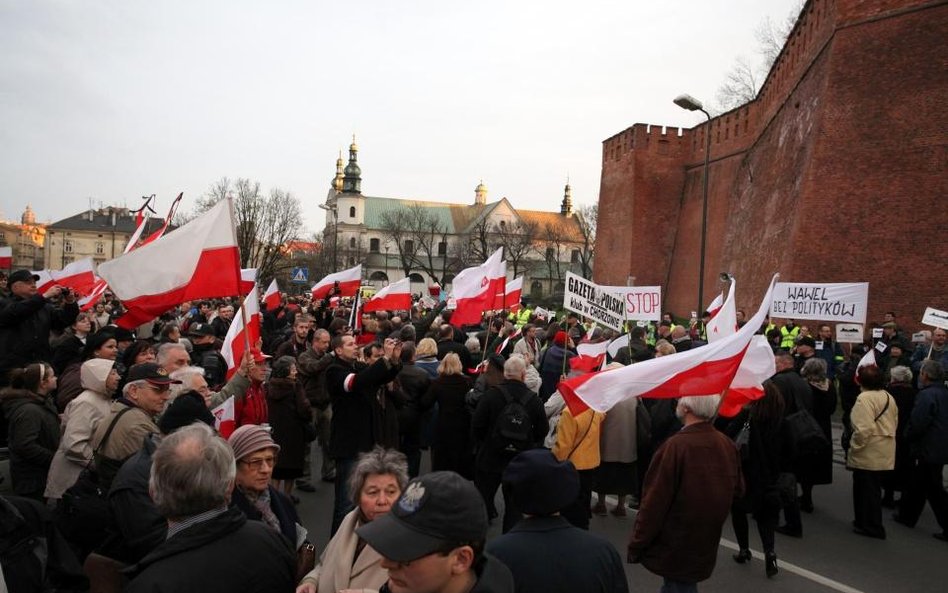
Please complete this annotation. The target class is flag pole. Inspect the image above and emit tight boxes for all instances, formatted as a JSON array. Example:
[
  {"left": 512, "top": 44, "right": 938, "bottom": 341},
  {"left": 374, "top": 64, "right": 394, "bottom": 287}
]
[{"left": 227, "top": 197, "right": 253, "bottom": 359}]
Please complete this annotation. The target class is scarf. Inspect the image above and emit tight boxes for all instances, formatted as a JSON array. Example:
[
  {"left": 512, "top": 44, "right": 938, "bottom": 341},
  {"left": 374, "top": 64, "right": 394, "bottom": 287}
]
[{"left": 241, "top": 487, "right": 281, "bottom": 533}]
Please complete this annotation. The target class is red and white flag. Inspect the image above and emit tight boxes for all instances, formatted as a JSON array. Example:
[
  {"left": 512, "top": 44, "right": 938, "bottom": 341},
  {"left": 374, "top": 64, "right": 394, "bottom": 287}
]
[
  {"left": 79, "top": 280, "right": 109, "bottom": 312},
  {"left": 706, "top": 292, "right": 724, "bottom": 319},
  {"left": 449, "top": 247, "right": 505, "bottom": 327},
  {"left": 33, "top": 258, "right": 98, "bottom": 296},
  {"left": 569, "top": 340, "right": 610, "bottom": 373},
  {"left": 311, "top": 264, "right": 362, "bottom": 300},
  {"left": 211, "top": 397, "right": 236, "bottom": 439},
  {"left": 495, "top": 328, "right": 522, "bottom": 355},
  {"left": 558, "top": 275, "right": 779, "bottom": 416},
  {"left": 706, "top": 279, "right": 737, "bottom": 344},
  {"left": 221, "top": 284, "right": 261, "bottom": 381},
  {"left": 0, "top": 246, "right": 11, "bottom": 269},
  {"left": 97, "top": 199, "right": 241, "bottom": 329},
  {"left": 504, "top": 276, "right": 523, "bottom": 311},
  {"left": 239, "top": 269, "right": 257, "bottom": 295},
  {"left": 364, "top": 277, "right": 411, "bottom": 313},
  {"left": 262, "top": 279, "right": 281, "bottom": 311}
]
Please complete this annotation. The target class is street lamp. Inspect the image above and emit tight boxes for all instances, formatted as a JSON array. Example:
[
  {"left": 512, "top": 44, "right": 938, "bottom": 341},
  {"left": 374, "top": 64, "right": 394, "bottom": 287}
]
[
  {"left": 674, "top": 93, "right": 712, "bottom": 313},
  {"left": 319, "top": 202, "right": 339, "bottom": 272}
]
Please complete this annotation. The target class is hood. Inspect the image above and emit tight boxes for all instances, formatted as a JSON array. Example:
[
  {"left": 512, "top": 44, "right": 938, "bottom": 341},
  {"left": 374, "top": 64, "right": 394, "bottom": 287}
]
[
  {"left": 81, "top": 358, "right": 115, "bottom": 394},
  {"left": 0, "top": 388, "right": 44, "bottom": 411}
]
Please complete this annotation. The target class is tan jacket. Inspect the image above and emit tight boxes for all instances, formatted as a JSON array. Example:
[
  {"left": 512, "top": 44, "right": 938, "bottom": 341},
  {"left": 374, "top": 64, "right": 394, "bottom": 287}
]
[
  {"left": 552, "top": 408, "right": 604, "bottom": 470},
  {"left": 299, "top": 509, "right": 387, "bottom": 593},
  {"left": 847, "top": 389, "right": 897, "bottom": 471},
  {"left": 91, "top": 401, "right": 159, "bottom": 464}
]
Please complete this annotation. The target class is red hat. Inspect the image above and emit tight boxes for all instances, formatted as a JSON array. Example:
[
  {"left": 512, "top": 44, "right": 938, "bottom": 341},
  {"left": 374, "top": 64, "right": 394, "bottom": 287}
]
[
  {"left": 553, "top": 331, "right": 568, "bottom": 347},
  {"left": 250, "top": 348, "right": 271, "bottom": 364}
]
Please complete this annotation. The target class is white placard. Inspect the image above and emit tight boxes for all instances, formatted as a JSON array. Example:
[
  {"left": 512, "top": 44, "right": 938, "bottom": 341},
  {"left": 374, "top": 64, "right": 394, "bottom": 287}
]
[
  {"left": 597, "top": 283, "right": 663, "bottom": 322},
  {"left": 564, "top": 273, "right": 625, "bottom": 332},
  {"left": 836, "top": 323, "right": 864, "bottom": 344},
  {"left": 922, "top": 307, "right": 948, "bottom": 330},
  {"left": 770, "top": 282, "right": 869, "bottom": 324},
  {"left": 872, "top": 328, "right": 884, "bottom": 339},
  {"left": 912, "top": 331, "right": 930, "bottom": 343}
]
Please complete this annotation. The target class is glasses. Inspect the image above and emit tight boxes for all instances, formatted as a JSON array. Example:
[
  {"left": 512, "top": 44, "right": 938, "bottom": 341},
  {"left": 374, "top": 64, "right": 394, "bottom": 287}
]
[{"left": 240, "top": 456, "right": 277, "bottom": 470}]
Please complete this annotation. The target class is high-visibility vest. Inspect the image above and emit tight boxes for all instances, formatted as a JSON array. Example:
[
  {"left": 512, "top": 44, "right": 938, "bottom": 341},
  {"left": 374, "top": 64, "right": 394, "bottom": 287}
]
[
  {"left": 780, "top": 325, "right": 800, "bottom": 349},
  {"left": 515, "top": 308, "right": 532, "bottom": 327}
]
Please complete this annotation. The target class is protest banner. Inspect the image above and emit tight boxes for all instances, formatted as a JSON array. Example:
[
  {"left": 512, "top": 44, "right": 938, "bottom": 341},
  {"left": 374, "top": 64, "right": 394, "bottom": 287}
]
[
  {"left": 770, "top": 282, "right": 868, "bottom": 324},
  {"left": 564, "top": 272, "right": 624, "bottom": 332},
  {"left": 912, "top": 331, "right": 930, "bottom": 344},
  {"left": 598, "top": 283, "right": 663, "bottom": 322},
  {"left": 921, "top": 307, "right": 948, "bottom": 330},
  {"left": 836, "top": 323, "right": 864, "bottom": 344}
]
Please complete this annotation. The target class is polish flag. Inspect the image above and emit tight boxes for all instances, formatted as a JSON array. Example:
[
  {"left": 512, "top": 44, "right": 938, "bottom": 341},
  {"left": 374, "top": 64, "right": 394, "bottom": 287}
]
[
  {"left": 311, "top": 264, "right": 362, "bottom": 300},
  {"left": 364, "top": 277, "right": 411, "bottom": 313},
  {"left": 706, "top": 292, "right": 724, "bottom": 319},
  {"left": 504, "top": 276, "right": 524, "bottom": 311},
  {"left": 221, "top": 284, "right": 261, "bottom": 380},
  {"left": 450, "top": 248, "right": 505, "bottom": 327},
  {"left": 569, "top": 340, "right": 610, "bottom": 373},
  {"left": 239, "top": 269, "right": 257, "bottom": 295},
  {"left": 211, "top": 397, "right": 236, "bottom": 439},
  {"left": 607, "top": 333, "right": 630, "bottom": 359},
  {"left": 262, "top": 279, "right": 281, "bottom": 311},
  {"left": 706, "top": 279, "right": 737, "bottom": 344},
  {"left": 495, "top": 328, "right": 522, "bottom": 355},
  {"left": 716, "top": 335, "right": 777, "bottom": 417},
  {"left": 0, "top": 246, "right": 11, "bottom": 269},
  {"left": 558, "top": 275, "right": 779, "bottom": 416},
  {"left": 97, "top": 199, "right": 241, "bottom": 329},
  {"left": 33, "top": 258, "right": 98, "bottom": 296},
  {"left": 857, "top": 349, "right": 876, "bottom": 371}
]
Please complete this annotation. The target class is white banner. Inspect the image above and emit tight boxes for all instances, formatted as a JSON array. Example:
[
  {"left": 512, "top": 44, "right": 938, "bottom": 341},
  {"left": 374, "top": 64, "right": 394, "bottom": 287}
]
[
  {"left": 836, "top": 323, "right": 864, "bottom": 344},
  {"left": 564, "top": 272, "right": 625, "bottom": 332},
  {"left": 597, "top": 284, "right": 663, "bottom": 322},
  {"left": 922, "top": 307, "right": 948, "bottom": 330},
  {"left": 770, "top": 282, "right": 869, "bottom": 324}
]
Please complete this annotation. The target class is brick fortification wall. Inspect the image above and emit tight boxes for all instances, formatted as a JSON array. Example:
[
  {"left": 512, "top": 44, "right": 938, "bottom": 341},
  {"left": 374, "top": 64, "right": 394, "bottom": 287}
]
[{"left": 595, "top": 0, "right": 947, "bottom": 328}]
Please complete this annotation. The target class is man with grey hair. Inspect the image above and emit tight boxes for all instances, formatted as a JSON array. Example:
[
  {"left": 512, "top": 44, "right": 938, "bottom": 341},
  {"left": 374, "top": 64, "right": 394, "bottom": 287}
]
[
  {"left": 629, "top": 394, "right": 743, "bottom": 593},
  {"left": 125, "top": 423, "right": 295, "bottom": 592},
  {"left": 156, "top": 342, "right": 191, "bottom": 375},
  {"left": 169, "top": 355, "right": 252, "bottom": 410},
  {"left": 298, "top": 327, "right": 336, "bottom": 485},
  {"left": 472, "top": 355, "right": 549, "bottom": 532}
]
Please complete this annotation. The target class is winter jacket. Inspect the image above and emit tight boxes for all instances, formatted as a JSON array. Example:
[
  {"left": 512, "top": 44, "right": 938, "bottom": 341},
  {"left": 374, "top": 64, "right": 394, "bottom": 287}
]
[
  {"left": 45, "top": 358, "right": 115, "bottom": 499},
  {"left": 234, "top": 380, "right": 268, "bottom": 428},
  {"left": 231, "top": 485, "right": 300, "bottom": 547},
  {"left": 107, "top": 434, "right": 166, "bottom": 564},
  {"left": 91, "top": 399, "right": 160, "bottom": 488},
  {"left": 905, "top": 381, "right": 948, "bottom": 464},
  {"left": 0, "top": 388, "right": 61, "bottom": 498},
  {"left": 0, "top": 293, "right": 79, "bottom": 380},
  {"left": 266, "top": 377, "right": 312, "bottom": 473},
  {"left": 298, "top": 508, "right": 389, "bottom": 593},
  {"left": 847, "top": 389, "right": 897, "bottom": 471},
  {"left": 552, "top": 408, "right": 603, "bottom": 471},
  {"left": 471, "top": 380, "right": 548, "bottom": 473},
  {"left": 539, "top": 345, "right": 575, "bottom": 401},
  {"left": 297, "top": 347, "right": 334, "bottom": 408},
  {"left": 326, "top": 355, "right": 402, "bottom": 459}
]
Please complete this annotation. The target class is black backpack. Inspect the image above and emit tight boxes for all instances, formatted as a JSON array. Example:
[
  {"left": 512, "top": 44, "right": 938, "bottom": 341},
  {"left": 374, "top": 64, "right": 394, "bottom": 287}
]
[{"left": 491, "top": 385, "right": 535, "bottom": 454}]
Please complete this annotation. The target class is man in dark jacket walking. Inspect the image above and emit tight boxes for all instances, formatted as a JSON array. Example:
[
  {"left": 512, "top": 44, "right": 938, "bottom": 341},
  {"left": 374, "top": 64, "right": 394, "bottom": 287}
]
[
  {"left": 124, "top": 423, "right": 294, "bottom": 593},
  {"left": 0, "top": 270, "right": 79, "bottom": 386},
  {"left": 297, "top": 328, "right": 335, "bottom": 485}
]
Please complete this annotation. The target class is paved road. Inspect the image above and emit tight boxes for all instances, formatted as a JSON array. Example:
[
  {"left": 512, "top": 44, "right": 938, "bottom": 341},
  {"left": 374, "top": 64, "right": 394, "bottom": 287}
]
[{"left": 297, "top": 427, "right": 948, "bottom": 593}]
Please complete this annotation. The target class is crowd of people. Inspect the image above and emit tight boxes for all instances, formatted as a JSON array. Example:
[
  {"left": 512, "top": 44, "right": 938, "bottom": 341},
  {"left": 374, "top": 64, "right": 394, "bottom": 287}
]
[{"left": 0, "top": 266, "right": 946, "bottom": 593}]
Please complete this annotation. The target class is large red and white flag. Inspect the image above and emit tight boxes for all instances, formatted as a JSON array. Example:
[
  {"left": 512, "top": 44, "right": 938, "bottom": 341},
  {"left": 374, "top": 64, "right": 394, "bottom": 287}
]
[
  {"left": 262, "top": 278, "right": 281, "bottom": 312},
  {"left": 221, "top": 284, "right": 261, "bottom": 381},
  {"left": 239, "top": 269, "right": 257, "bottom": 295},
  {"left": 706, "top": 292, "right": 724, "bottom": 319},
  {"left": 33, "top": 258, "right": 98, "bottom": 296},
  {"left": 558, "top": 275, "right": 779, "bottom": 416},
  {"left": 570, "top": 340, "right": 610, "bottom": 373},
  {"left": 706, "top": 279, "right": 737, "bottom": 344},
  {"left": 0, "top": 246, "right": 11, "bottom": 269},
  {"left": 504, "top": 276, "right": 523, "bottom": 311},
  {"left": 211, "top": 397, "right": 236, "bottom": 439},
  {"left": 364, "top": 277, "right": 411, "bottom": 313},
  {"left": 98, "top": 199, "right": 241, "bottom": 329},
  {"left": 311, "top": 264, "right": 362, "bottom": 300},
  {"left": 450, "top": 247, "right": 505, "bottom": 327}
]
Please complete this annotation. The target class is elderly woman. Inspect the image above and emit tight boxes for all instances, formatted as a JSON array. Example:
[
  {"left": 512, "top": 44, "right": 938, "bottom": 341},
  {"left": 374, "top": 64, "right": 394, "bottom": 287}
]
[
  {"left": 414, "top": 337, "right": 440, "bottom": 378},
  {"left": 799, "top": 357, "right": 837, "bottom": 513},
  {"left": 45, "top": 358, "right": 120, "bottom": 500},
  {"left": 422, "top": 352, "right": 473, "bottom": 478},
  {"left": 296, "top": 447, "right": 408, "bottom": 593},
  {"left": 267, "top": 356, "right": 313, "bottom": 501}
]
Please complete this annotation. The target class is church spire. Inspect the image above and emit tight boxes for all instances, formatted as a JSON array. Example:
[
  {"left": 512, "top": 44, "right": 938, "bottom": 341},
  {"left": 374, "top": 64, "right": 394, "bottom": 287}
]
[
  {"left": 474, "top": 180, "right": 487, "bottom": 205},
  {"left": 342, "top": 135, "right": 362, "bottom": 194},
  {"left": 332, "top": 149, "right": 345, "bottom": 192},
  {"left": 560, "top": 177, "right": 573, "bottom": 216}
]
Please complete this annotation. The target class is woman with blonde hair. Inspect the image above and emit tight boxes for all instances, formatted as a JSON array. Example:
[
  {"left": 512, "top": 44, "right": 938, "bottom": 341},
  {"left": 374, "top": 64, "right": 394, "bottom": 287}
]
[{"left": 422, "top": 352, "right": 474, "bottom": 478}]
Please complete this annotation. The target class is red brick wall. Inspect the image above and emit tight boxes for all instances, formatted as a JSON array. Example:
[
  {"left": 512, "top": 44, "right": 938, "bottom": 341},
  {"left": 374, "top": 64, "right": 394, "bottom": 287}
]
[{"left": 595, "top": 0, "right": 948, "bottom": 330}]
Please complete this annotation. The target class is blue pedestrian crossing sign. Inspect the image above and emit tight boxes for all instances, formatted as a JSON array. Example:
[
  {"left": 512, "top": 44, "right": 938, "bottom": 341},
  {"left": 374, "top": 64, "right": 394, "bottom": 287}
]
[{"left": 290, "top": 267, "right": 309, "bottom": 284}]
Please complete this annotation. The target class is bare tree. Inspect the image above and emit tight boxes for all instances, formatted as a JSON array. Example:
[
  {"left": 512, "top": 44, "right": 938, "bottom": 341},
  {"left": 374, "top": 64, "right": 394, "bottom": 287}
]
[
  {"left": 715, "top": 57, "right": 759, "bottom": 113},
  {"left": 494, "top": 220, "right": 536, "bottom": 278},
  {"left": 575, "top": 204, "right": 597, "bottom": 279},
  {"left": 540, "top": 222, "right": 566, "bottom": 290},
  {"left": 280, "top": 231, "right": 333, "bottom": 294},
  {"left": 466, "top": 217, "right": 492, "bottom": 263},
  {"left": 379, "top": 209, "right": 417, "bottom": 278},
  {"left": 193, "top": 177, "right": 303, "bottom": 282}
]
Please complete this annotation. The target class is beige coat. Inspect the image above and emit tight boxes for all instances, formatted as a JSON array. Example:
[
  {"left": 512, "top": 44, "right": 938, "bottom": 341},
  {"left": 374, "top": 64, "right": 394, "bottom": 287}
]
[
  {"left": 847, "top": 388, "right": 897, "bottom": 471},
  {"left": 45, "top": 359, "right": 114, "bottom": 499},
  {"left": 91, "top": 401, "right": 159, "bottom": 464},
  {"left": 298, "top": 509, "right": 387, "bottom": 593}
]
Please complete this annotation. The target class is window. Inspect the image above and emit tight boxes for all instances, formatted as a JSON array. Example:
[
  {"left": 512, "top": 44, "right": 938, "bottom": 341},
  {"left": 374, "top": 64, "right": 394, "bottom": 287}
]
[
  {"left": 570, "top": 249, "right": 580, "bottom": 263},
  {"left": 95, "top": 242, "right": 105, "bottom": 255},
  {"left": 404, "top": 240, "right": 414, "bottom": 252},
  {"left": 545, "top": 247, "right": 554, "bottom": 259},
  {"left": 64, "top": 241, "right": 73, "bottom": 253},
  {"left": 348, "top": 256, "right": 355, "bottom": 266},
  {"left": 349, "top": 206, "right": 356, "bottom": 218},
  {"left": 370, "top": 238, "right": 380, "bottom": 252},
  {"left": 437, "top": 241, "right": 446, "bottom": 256},
  {"left": 349, "top": 237, "right": 356, "bottom": 248}
]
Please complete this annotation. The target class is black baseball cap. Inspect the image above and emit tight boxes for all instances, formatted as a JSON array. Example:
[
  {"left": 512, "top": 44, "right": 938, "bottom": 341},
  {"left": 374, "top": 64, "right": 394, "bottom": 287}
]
[
  {"left": 356, "top": 471, "right": 488, "bottom": 563},
  {"left": 127, "top": 363, "right": 181, "bottom": 386},
  {"left": 188, "top": 323, "right": 215, "bottom": 337},
  {"left": 8, "top": 270, "right": 40, "bottom": 285}
]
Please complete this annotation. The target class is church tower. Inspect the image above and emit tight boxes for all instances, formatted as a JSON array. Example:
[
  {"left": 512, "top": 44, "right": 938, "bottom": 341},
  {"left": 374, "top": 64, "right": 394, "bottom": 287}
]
[
  {"left": 474, "top": 180, "right": 488, "bottom": 205},
  {"left": 342, "top": 136, "right": 362, "bottom": 194},
  {"left": 560, "top": 179, "right": 573, "bottom": 216},
  {"left": 331, "top": 150, "right": 344, "bottom": 192}
]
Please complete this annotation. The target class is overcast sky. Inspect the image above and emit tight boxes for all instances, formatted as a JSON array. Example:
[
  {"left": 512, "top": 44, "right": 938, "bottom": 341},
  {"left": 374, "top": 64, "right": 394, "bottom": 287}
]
[{"left": 0, "top": 0, "right": 798, "bottom": 234}]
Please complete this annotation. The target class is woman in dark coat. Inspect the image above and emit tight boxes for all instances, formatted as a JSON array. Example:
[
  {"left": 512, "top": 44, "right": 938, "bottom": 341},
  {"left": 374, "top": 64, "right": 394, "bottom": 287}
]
[
  {"left": 0, "top": 362, "right": 61, "bottom": 499},
  {"left": 727, "top": 380, "right": 792, "bottom": 578},
  {"left": 882, "top": 365, "right": 917, "bottom": 507},
  {"left": 798, "top": 357, "right": 837, "bottom": 511},
  {"left": 422, "top": 352, "right": 473, "bottom": 479},
  {"left": 266, "top": 356, "right": 312, "bottom": 502}
]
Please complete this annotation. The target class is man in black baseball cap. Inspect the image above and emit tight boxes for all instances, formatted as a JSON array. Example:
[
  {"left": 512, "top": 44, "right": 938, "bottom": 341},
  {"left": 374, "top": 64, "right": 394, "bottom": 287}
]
[{"left": 357, "top": 471, "right": 513, "bottom": 593}]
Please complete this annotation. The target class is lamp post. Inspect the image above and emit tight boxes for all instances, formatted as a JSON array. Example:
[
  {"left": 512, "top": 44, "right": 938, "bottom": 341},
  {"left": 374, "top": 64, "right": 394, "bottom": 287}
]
[
  {"left": 674, "top": 93, "right": 712, "bottom": 314},
  {"left": 318, "top": 202, "right": 339, "bottom": 272}
]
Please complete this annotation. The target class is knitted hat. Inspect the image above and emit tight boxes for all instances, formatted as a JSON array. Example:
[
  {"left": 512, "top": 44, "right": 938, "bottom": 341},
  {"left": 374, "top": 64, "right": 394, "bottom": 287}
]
[
  {"left": 227, "top": 424, "right": 280, "bottom": 461},
  {"left": 553, "top": 331, "right": 568, "bottom": 347}
]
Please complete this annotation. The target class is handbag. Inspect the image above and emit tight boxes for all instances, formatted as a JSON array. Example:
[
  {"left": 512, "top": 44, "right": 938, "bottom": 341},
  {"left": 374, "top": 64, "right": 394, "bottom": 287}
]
[
  {"left": 784, "top": 388, "right": 828, "bottom": 459},
  {"left": 295, "top": 541, "right": 316, "bottom": 583},
  {"left": 300, "top": 419, "right": 317, "bottom": 443},
  {"left": 764, "top": 471, "right": 798, "bottom": 508}
]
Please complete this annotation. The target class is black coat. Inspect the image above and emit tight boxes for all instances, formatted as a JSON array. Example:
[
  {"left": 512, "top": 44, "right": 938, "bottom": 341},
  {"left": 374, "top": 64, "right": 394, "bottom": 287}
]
[
  {"left": 325, "top": 355, "right": 402, "bottom": 459},
  {"left": 808, "top": 381, "right": 838, "bottom": 485},
  {"left": 107, "top": 434, "right": 165, "bottom": 564},
  {"left": 437, "top": 338, "right": 473, "bottom": 371},
  {"left": 0, "top": 294, "right": 79, "bottom": 380},
  {"left": 266, "top": 377, "right": 312, "bottom": 473},
  {"left": 0, "top": 389, "right": 60, "bottom": 498},
  {"left": 471, "top": 380, "right": 548, "bottom": 473},
  {"left": 725, "top": 409, "right": 792, "bottom": 514},
  {"left": 395, "top": 364, "right": 432, "bottom": 449},
  {"left": 125, "top": 506, "right": 295, "bottom": 593},
  {"left": 231, "top": 485, "right": 300, "bottom": 547}
]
